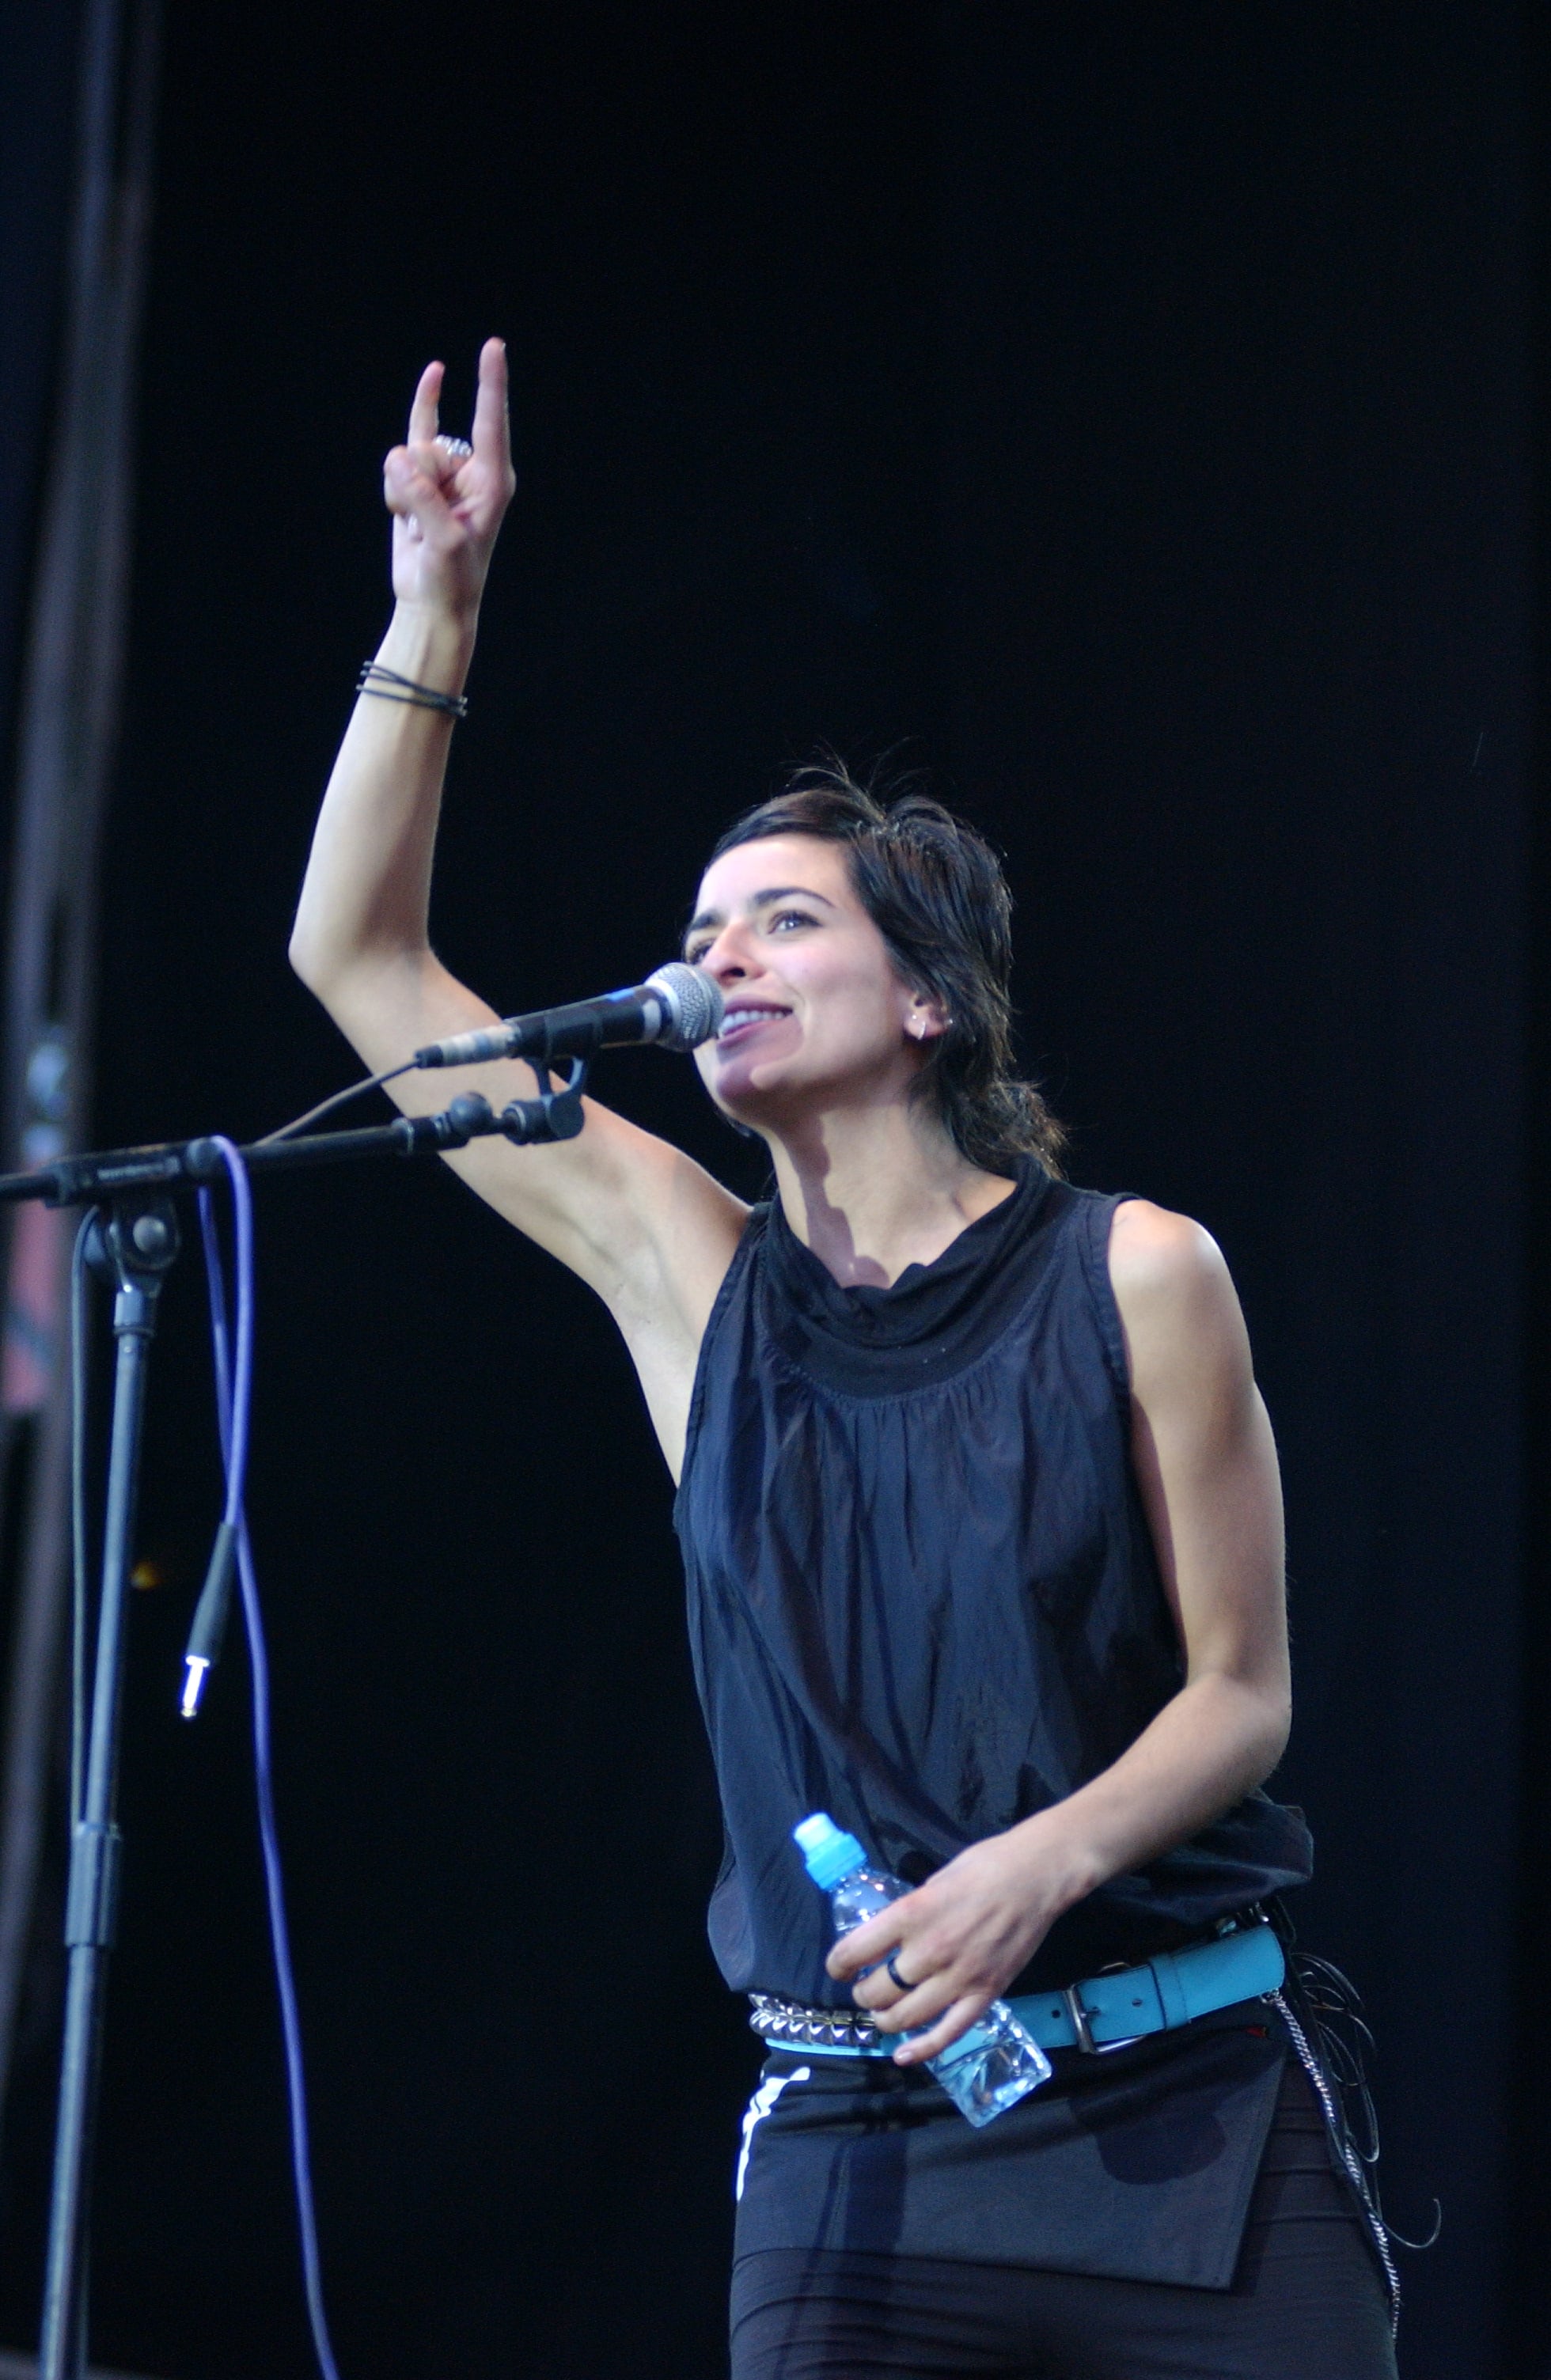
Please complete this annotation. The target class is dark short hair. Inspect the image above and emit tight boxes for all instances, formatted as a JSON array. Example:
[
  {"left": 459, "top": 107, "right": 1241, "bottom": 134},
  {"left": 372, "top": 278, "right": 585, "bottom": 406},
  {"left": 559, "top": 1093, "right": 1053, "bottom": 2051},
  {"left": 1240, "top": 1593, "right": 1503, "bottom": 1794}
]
[{"left": 709, "top": 760, "right": 1064, "bottom": 1176}]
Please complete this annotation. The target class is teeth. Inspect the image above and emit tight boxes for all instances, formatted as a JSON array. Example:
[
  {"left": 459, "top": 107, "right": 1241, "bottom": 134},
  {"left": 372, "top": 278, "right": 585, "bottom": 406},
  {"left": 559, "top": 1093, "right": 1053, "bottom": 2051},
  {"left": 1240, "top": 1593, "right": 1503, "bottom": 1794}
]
[{"left": 719, "top": 1007, "right": 787, "bottom": 1037}]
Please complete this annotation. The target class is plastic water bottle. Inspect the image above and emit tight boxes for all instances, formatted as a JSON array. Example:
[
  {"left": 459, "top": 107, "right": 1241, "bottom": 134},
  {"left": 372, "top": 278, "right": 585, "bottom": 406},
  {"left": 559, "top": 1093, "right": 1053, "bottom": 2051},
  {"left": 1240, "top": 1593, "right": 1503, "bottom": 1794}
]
[{"left": 792, "top": 1812, "right": 1052, "bottom": 2127}]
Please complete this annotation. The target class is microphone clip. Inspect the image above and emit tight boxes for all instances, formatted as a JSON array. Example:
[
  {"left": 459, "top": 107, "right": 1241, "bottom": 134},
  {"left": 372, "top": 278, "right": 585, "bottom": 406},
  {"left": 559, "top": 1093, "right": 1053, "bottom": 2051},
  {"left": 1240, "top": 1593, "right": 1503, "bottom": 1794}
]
[
  {"left": 497, "top": 1055, "right": 587, "bottom": 1146},
  {"left": 415, "top": 1057, "right": 589, "bottom": 1153}
]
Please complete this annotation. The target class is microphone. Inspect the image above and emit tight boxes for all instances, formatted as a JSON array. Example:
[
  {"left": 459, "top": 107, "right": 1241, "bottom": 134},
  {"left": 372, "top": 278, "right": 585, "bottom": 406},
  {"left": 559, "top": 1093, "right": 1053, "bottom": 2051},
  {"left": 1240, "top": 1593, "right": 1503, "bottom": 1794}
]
[{"left": 413, "top": 961, "right": 723, "bottom": 1070}]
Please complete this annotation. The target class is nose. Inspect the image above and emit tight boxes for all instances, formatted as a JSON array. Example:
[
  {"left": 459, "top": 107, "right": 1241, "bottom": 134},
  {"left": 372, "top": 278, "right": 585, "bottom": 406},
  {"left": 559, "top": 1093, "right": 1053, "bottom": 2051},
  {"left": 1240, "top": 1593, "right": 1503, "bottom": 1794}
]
[{"left": 699, "top": 917, "right": 755, "bottom": 983}]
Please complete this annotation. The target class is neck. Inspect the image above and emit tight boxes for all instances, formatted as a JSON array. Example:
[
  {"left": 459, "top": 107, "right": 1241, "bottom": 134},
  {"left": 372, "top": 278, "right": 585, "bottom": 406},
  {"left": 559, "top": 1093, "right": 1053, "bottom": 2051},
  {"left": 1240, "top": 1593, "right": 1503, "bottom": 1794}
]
[{"left": 762, "top": 1103, "right": 1016, "bottom": 1287}]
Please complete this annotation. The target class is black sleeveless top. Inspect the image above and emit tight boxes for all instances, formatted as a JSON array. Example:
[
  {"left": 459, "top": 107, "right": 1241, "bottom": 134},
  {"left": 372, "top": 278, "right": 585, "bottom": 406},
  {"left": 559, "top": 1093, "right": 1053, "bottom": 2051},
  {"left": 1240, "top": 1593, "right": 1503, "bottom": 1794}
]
[{"left": 674, "top": 1159, "right": 1313, "bottom": 2009}]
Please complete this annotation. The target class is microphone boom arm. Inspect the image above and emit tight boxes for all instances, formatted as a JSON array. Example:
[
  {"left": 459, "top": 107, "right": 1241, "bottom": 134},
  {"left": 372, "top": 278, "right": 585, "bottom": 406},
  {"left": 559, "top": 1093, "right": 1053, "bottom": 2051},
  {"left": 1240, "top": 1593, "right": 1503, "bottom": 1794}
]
[{"left": 0, "top": 1059, "right": 592, "bottom": 1212}]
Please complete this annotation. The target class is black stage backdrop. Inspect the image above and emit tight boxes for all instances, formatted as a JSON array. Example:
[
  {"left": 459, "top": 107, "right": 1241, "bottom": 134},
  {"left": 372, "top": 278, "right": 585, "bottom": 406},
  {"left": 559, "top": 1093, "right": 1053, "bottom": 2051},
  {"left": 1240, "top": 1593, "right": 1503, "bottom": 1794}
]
[{"left": 0, "top": 6, "right": 1536, "bottom": 2377}]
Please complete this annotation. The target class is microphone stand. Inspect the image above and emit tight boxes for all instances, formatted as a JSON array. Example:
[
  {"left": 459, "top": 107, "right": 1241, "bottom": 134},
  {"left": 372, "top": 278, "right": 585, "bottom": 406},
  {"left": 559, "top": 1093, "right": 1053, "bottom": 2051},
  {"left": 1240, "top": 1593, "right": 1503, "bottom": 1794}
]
[{"left": 11, "top": 1065, "right": 585, "bottom": 2380}]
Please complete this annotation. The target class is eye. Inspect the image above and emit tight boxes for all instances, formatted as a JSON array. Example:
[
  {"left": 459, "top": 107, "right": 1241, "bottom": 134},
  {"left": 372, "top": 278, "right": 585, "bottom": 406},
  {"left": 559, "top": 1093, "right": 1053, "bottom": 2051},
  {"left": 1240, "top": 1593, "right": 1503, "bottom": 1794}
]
[
  {"left": 768, "top": 906, "right": 819, "bottom": 934},
  {"left": 684, "top": 937, "right": 712, "bottom": 965}
]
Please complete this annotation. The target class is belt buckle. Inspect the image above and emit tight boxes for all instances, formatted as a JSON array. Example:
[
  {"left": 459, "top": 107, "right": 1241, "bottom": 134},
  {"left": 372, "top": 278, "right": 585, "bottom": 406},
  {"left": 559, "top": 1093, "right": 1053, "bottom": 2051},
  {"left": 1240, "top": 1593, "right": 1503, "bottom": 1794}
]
[{"left": 1063, "top": 1982, "right": 1098, "bottom": 2054}]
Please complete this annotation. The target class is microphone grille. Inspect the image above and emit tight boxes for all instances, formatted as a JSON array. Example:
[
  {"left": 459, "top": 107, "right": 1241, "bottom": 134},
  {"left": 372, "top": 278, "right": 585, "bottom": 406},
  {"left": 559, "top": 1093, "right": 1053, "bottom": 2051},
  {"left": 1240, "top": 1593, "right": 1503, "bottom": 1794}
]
[{"left": 646, "top": 962, "right": 724, "bottom": 1051}]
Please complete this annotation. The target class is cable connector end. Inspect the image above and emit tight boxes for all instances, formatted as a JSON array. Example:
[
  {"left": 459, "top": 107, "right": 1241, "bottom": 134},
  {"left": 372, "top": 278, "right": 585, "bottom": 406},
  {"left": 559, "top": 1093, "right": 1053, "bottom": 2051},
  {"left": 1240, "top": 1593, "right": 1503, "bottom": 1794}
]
[
  {"left": 412, "top": 1024, "right": 517, "bottom": 1070},
  {"left": 179, "top": 1519, "right": 238, "bottom": 1716}
]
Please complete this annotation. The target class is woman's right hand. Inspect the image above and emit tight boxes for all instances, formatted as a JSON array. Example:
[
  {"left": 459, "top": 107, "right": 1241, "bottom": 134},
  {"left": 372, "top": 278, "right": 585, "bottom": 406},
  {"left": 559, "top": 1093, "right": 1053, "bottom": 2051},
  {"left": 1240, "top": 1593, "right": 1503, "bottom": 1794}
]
[{"left": 384, "top": 337, "right": 517, "bottom": 623}]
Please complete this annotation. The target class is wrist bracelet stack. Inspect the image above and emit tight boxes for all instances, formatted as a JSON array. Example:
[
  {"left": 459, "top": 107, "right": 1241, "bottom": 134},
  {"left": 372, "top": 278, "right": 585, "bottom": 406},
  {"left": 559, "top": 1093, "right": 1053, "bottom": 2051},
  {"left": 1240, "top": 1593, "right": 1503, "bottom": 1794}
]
[{"left": 356, "top": 661, "right": 468, "bottom": 720}]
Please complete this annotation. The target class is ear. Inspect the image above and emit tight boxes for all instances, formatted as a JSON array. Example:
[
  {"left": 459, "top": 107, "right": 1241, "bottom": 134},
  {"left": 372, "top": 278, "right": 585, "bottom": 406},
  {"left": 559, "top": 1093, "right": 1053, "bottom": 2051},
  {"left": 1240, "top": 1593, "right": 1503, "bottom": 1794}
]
[{"left": 904, "top": 992, "right": 950, "bottom": 1044}]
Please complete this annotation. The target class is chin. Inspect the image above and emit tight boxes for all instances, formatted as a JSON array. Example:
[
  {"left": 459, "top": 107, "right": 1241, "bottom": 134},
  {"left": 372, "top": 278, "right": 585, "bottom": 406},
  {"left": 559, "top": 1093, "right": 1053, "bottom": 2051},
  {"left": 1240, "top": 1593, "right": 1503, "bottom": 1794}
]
[
  {"left": 707, "top": 1081, "right": 776, "bottom": 1132},
  {"left": 703, "top": 1059, "right": 798, "bottom": 1132}
]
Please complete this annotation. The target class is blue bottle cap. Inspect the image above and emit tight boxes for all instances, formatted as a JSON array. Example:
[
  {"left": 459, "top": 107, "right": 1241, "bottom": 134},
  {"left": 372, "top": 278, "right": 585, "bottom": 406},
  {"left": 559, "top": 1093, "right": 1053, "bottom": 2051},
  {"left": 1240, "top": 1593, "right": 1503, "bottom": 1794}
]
[{"left": 793, "top": 1811, "right": 867, "bottom": 1892}]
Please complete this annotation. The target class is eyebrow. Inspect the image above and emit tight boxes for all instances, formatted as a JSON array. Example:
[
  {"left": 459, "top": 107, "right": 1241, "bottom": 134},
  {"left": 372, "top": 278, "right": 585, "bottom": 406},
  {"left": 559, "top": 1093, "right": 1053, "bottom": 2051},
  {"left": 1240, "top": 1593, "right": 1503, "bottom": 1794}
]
[{"left": 684, "top": 885, "right": 841, "bottom": 942}]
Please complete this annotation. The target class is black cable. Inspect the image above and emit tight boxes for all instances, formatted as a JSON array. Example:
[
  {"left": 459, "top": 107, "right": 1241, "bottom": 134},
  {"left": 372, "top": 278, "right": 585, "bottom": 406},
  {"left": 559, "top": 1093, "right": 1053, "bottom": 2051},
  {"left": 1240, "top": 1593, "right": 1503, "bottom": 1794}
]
[{"left": 254, "top": 1061, "right": 417, "bottom": 1146}]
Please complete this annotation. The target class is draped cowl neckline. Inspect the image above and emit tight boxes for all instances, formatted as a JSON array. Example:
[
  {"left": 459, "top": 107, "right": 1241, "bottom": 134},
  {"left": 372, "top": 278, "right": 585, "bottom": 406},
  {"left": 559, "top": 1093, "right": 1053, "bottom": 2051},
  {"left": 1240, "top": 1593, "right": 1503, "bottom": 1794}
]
[{"left": 757, "top": 1156, "right": 1056, "bottom": 1393}]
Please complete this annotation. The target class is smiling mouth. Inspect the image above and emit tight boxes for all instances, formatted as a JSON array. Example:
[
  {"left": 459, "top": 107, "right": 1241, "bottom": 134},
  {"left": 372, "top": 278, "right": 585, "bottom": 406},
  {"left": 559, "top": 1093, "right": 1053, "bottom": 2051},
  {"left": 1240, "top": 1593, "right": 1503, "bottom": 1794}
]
[{"left": 716, "top": 1005, "right": 793, "bottom": 1045}]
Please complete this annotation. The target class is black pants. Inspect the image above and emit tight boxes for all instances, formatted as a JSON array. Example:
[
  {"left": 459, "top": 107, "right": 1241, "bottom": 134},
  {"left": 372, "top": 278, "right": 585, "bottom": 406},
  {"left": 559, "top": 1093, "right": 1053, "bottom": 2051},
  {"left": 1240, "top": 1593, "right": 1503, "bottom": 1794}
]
[{"left": 730, "top": 2059, "right": 1397, "bottom": 2379}]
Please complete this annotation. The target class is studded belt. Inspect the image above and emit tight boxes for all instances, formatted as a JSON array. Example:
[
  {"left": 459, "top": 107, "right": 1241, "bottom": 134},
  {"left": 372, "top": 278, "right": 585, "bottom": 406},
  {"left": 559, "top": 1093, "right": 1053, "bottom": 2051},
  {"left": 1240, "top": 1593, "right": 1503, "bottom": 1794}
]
[{"left": 749, "top": 1919, "right": 1287, "bottom": 2060}]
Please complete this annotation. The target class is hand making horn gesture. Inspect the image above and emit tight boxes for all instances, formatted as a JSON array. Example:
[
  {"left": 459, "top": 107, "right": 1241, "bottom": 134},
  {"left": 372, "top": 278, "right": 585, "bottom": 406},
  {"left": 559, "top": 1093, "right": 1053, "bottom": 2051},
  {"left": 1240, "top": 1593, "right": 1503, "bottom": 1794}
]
[{"left": 383, "top": 337, "right": 517, "bottom": 620}]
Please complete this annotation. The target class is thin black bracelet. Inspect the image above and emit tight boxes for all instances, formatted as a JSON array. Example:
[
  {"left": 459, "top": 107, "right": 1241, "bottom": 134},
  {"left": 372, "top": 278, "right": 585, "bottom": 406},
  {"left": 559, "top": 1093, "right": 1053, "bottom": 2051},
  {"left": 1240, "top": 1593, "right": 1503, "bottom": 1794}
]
[{"left": 357, "top": 661, "right": 468, "bottom": 720}]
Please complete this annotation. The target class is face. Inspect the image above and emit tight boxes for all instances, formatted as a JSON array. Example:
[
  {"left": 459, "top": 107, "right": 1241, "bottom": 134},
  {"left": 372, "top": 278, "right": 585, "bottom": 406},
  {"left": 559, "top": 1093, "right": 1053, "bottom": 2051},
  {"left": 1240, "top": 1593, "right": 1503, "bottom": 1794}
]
[{"left": 684, "top": 834, "right": 942, "bottom": 1127}]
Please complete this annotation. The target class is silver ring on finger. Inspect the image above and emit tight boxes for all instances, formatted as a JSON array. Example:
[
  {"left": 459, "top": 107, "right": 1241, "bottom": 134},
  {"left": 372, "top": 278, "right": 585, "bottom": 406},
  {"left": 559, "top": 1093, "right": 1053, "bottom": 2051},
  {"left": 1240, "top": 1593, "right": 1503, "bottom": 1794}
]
[
  {"left": 885, "top": 1951, "right": 916, "bottom": 1993},
  {"left": 434, "top": 434, "right": 472, "bottom": 460}
]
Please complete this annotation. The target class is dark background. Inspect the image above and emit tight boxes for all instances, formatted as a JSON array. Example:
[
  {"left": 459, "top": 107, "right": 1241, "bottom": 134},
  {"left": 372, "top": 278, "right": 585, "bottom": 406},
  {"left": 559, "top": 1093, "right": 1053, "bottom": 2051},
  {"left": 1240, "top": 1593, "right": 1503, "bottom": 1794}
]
[{"left": 0, "top": 3, "right": 1538, "bottom": 2375}]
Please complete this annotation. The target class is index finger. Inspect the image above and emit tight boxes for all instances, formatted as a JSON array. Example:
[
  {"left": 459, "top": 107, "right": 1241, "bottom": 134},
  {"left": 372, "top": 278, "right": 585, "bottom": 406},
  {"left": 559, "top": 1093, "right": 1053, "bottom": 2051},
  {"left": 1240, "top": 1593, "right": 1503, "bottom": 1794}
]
[
  {"left": 408, "top": 360, "right": 443, "bottom": 446},
  {"left": 470, "top": 337, "right": 511, "bottom": 471}
]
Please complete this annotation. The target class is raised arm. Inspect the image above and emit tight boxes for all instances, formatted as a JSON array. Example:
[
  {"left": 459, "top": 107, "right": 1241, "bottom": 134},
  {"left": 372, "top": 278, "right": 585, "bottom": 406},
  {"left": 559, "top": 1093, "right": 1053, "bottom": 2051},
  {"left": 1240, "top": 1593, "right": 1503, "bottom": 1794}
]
[
  {"left": 289, "top": 344, "right": 509, "bottom": 1035},
  {"left": 289, "top": 342, "right": 745, "bottom": 1470}
]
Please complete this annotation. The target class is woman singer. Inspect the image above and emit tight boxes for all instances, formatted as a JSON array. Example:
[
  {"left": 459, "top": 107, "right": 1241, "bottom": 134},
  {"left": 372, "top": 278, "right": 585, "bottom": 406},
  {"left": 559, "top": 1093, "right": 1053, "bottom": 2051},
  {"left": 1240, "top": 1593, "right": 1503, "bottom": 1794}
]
[{"left": 289, "top": 339, "right": 1399, "bottom": 2379}]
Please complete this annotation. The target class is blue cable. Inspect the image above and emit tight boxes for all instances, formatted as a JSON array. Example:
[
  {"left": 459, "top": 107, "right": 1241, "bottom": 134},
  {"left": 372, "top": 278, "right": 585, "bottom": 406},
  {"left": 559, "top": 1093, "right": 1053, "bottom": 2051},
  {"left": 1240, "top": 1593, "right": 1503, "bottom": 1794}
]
[{"left": 197, "top": 1141, "right": 342, "bottom": 2380}]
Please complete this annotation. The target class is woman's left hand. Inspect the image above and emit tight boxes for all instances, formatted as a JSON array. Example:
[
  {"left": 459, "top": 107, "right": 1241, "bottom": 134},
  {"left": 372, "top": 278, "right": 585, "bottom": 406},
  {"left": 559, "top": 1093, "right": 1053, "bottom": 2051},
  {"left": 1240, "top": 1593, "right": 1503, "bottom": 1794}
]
[{"left": 825, "top": 1820, "right": 1085, "bottom": 2064}]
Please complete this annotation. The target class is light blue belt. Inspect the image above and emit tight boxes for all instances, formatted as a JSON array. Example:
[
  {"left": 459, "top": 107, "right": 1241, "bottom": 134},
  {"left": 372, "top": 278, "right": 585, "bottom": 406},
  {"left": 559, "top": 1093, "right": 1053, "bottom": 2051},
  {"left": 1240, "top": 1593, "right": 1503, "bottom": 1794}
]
[
  {"left": 749, "top": 1921, "right": 1285, "bottom": 2060},
  {"left": 1011, "top": 1920, "right": 1285, "bottom": 2052}
]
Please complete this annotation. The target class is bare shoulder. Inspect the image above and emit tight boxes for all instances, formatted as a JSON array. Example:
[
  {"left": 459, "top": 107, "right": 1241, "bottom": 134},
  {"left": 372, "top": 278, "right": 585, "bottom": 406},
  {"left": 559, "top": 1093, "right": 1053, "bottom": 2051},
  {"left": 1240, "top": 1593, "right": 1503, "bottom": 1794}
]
[
  {"left": 1107, "top": 1198, "right": 1230, "bottom": 1297},
  {"left": 1105, "top": 1199, "right": 1250, "bottom": 1392}
]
